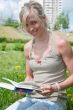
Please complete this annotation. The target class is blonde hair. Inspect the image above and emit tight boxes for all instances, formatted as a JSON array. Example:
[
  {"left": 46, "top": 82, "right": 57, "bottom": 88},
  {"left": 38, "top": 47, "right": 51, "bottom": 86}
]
[{"left": 19, "top": 1, "right": 48, "bottom": 27}]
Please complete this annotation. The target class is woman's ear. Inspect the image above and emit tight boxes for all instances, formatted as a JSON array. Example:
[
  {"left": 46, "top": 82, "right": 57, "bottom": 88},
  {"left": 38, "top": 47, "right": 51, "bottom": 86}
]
[{"left": 42, "top": 16, "right": 46, "bottom": 20}]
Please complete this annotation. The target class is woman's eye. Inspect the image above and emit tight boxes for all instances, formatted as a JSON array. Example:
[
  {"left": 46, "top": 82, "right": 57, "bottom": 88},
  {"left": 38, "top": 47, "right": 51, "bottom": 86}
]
[
  {"left": 26, "top": 24, "right": 28, "bottom": 27},
  {"left": 31, "top": 21, "right": 37, "bottom": 25}
]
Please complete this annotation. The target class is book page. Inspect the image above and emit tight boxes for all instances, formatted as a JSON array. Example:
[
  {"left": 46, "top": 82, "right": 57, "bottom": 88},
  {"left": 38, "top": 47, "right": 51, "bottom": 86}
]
[
  {"left": 2, "top": 77, "right": 40, "bottom": 91},
  {"left": 2, "top": 77, "right": 18, "bottom": 86},
  {"left": 0, "top": 82, "right": 15, "bottom": 90}
]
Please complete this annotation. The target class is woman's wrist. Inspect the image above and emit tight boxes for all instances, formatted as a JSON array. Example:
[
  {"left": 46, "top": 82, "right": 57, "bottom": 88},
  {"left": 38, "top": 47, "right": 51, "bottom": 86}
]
[{"left": 51, "top": 83, "right": 61, "bottom": 92}]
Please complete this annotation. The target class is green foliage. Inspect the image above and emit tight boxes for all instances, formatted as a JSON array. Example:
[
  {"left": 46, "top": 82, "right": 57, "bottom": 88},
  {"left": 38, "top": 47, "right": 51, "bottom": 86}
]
[
  {"left": 0, "top": 42, "right": 25, "bottom": 51},
  {"left": 66, "top": 70, "right": 73, "bottom": 110},
  {"left": 0, "top": 37, "right": 7, "bottom": 43},
  {"left": 66, "top": 87, "right": 73, "bottom": 110},
  {"left": 54, "top": 15, "right": 62, "bottom": 30},
  {"left": 54, "top": 12, "right": 69, "bottom": 30},
  {"left": 69, "top": 41, "right": 73, "bottom": 46},
  {"left": 1, "top": 42, "right": 7, "bottom": 51},
  {"left": 0, "top": 51, "right": 25, "bottom": 110},
  {"left": 4, "top": 18, "right": 20, "bottom": 28},
  {"left": 61, "top": 13, "right": 69, "bottom": 29},
  {"left": 0, "top": 36, "right": 30, "bottom": 44},
  {"left": 14, "top": 42, "right": 24, "bottom": 51}
]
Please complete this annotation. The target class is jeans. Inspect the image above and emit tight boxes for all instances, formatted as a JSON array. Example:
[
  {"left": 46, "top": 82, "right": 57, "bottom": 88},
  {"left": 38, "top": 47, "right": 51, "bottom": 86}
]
[{"left": 6, "top": 97, "right": 65, "bottom": 110}]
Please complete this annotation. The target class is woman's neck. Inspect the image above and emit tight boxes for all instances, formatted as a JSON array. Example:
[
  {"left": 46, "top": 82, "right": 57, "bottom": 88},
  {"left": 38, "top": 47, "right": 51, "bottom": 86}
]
[{"left": 34, "top": 29, "right": 50, "bottom": 43}]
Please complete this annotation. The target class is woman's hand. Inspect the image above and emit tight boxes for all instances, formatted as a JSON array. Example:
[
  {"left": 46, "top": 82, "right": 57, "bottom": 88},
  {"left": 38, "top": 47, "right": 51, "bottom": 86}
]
[
  {"left": 39, "top": 84, "right": 54, "bottom": 96},
  {"left": 39, "top": 83, "right": 60, "bottom": 96}
]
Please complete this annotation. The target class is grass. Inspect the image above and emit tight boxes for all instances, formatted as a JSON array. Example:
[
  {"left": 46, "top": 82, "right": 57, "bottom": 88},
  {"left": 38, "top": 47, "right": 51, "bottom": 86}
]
[
  {"left": 0, "top": 51, "right": 26, "bottom": 110},
  {"left": 0, "top": 42, "right": 24, "bottom": 51},
  {"left": 0, "top": 26, "right": 31, "bottom": 41}
]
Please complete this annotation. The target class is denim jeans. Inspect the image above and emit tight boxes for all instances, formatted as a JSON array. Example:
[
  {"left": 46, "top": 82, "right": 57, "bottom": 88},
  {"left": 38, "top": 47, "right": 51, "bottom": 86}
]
[{"left": 6, "top": 97, "right": 65, "bottom": 110}]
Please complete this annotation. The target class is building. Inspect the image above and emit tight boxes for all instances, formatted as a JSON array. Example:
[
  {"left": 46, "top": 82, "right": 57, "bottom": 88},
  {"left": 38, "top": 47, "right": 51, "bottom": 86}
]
[{"left": 43, "top": 0, "right": 62, "bottom": 29}]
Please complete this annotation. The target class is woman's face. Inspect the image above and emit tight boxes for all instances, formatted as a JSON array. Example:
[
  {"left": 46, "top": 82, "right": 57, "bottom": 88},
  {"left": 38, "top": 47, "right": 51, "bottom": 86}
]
[{"left": 22, "top": 12, "right": 46, "bottom": 37}]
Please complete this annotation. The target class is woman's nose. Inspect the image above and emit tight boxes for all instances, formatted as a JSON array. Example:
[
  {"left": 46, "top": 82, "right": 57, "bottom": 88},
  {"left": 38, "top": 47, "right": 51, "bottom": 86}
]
[{"left": 30, "top": 27, "right": 34, "bottom": 32}]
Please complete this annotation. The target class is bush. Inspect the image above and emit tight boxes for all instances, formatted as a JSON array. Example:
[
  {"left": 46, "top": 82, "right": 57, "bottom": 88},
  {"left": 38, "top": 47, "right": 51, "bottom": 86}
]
[
  {"left": 5, "top": 38, "right": 25, "bottom": 43},
  {"left": 1, "top": 42, "right": 7, "bottom": 51},
  {"left": 69, "top": 41, "right": 73, "bottom": 46},
  {"left": 66, "top": 87, "right": 73, "bottom": 110},
  {"left": 0, "top": 37, "right": 7, "bottom": 43},
  {"left": 14, "top": 42, "right": 24, "bottom": 51},
  {"left": 0, "top": 37, "right": 30, "bottom": 43},
  {"left": 4, "top": 18, "right": 20, "bottom": 28},
  {"left": 0, "top": 42, "right": 25, "bottom": 51}
]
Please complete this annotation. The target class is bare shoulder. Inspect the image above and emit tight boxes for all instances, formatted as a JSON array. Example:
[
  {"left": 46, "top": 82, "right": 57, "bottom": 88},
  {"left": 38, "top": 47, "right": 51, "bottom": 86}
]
[
  {"left": 24, "top": 40, "right": 32, "bottom": 50},
  {"left": 56, "top": 35, "right": 68, "bottom": 48},
  {"left": 54, "top": 34, "right": 72, "bottom": 56},
  {"left": 52, "top": 31, "right": 68, "bottom": 48},
  {"left": 24, "top": 40, "right": 32, "bottom": 58}
]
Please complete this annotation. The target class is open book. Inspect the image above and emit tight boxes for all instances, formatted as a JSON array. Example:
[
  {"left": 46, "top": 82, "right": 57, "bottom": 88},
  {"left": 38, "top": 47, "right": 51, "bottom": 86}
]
[{"left": 0, "top": 77, "right": 40, "bottom": 94}]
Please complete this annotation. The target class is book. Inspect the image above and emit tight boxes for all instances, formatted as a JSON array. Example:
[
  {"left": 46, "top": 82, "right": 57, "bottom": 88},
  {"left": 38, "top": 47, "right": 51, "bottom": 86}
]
[{"left": 0, "top": 77, "right": 40, "bottom": 94}]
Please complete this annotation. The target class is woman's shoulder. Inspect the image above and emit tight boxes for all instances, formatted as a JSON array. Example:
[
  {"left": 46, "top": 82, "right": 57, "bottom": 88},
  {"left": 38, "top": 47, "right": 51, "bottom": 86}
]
[
  {"left": 52, "top": 32, "right": 68, "bottom": 46},
  {"left": 53, "top": 32, "right": 71, "bottom": 55},
  {"left": 24, "top": 40, "right": 32, "bottom": 50},
  {"left": 24, "top": 40, "right": 32, "bottom": 58}
]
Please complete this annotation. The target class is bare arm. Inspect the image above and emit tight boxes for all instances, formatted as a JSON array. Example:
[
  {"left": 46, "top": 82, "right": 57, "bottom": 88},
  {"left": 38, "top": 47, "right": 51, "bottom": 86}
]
[
  {"left": 40, "top": 38, "right": 73, "bottom": 94},
  {"left": 57, "top": 39, "right": 73, "bottom": 90},
  {"left": 24, "top": 42, "right": 34, "bottom": 81},
  {"left": 16, "top": 42, "right": 34, "bottom": 94}
]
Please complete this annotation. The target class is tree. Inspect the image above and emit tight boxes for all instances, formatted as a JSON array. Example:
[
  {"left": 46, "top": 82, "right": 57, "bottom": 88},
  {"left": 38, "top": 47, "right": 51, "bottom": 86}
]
[
  {"left": 54, "top": 13, "right": 69, "bottom": 31},
  {"left": 4, "top": 18, "right": 20, "bottom": 28}
]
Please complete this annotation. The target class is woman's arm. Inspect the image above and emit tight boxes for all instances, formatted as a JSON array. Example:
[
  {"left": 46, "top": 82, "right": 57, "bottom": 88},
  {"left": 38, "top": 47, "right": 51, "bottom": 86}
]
[
  {"left": 40, "top": 38, "right": 73, "bottom": 94},
  {"left": 57, "top": 38, "right": 73, "bottom": 90},
  {"left": 24, "top": 42, "right": 34, "bottom": 81},
  {"left": 16, "top": 42, "right": 34, "bottom": 94}
]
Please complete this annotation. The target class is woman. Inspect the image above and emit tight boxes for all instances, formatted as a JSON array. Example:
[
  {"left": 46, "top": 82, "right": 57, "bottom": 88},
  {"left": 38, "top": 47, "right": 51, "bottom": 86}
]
[{"left": 6, "top": 1, "right": 73, "bottom": 110}]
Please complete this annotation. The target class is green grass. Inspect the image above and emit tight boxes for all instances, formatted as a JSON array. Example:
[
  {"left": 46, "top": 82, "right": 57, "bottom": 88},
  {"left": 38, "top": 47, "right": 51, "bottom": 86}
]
[
  {"left": 0, "top": 42, "right": 25, "bottom": 51},
  {"left": 0, "top": 51, "right": 26, "bottom": 110}
]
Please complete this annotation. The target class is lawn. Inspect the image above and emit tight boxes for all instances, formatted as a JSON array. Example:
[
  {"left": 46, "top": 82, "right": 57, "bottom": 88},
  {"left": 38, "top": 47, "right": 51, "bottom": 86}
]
[
  {"left": 0, "top": 51, "right": 26, "bottom": 110},
  {"left": 0, "top": 26, "right": 31, "bottom": 41}
]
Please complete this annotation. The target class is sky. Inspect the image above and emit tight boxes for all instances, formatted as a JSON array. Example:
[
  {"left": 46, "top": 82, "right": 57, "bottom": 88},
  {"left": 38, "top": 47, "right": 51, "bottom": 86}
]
[
  {"left": 0, "top": 0, "right": 73, "bottom": 30},
  {"left": 0, "top": 0, "right": 19, "bottom": 20}
]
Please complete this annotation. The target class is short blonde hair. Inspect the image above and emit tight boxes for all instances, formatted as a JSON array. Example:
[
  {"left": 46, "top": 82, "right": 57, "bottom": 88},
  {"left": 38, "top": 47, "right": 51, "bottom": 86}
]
[{"left": 19, "top": 1, "right": 48, "bottom": 27}]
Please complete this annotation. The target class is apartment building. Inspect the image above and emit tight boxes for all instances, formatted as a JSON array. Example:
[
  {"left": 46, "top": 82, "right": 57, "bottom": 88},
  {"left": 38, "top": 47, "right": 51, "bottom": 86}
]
[{"left": 43, "top": 0, "right": 62, "bottom": 29}]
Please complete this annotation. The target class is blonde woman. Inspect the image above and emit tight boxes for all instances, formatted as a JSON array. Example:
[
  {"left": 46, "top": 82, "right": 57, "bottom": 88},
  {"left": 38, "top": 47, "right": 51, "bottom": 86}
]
[{"left": 6, "top": 1, "right": 73, "bottom": 110}]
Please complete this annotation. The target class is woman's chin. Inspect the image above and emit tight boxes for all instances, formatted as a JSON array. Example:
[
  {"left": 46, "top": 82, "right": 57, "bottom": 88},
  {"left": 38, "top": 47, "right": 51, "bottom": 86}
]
[{"left": 32, "top": 33, "right": 37, "bottom": 37}]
